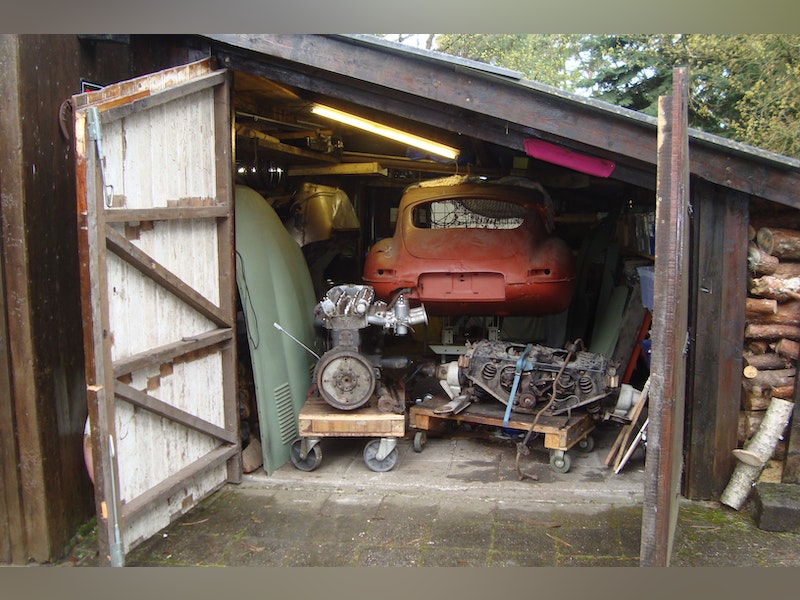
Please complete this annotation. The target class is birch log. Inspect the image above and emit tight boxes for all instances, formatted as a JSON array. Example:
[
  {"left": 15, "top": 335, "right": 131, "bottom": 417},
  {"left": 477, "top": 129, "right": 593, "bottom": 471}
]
[{"left": 721, "top": 396, "right": 795, "bottom": 510}]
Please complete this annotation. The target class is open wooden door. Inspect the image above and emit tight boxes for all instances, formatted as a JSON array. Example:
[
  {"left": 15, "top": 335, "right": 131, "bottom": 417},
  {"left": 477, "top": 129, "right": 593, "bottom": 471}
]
[
  {"left": 73, "top": 58, "right": 240, "bottom": 566},
  {"left": 640, "top": 67, "right": 691, "bottom": 566}
]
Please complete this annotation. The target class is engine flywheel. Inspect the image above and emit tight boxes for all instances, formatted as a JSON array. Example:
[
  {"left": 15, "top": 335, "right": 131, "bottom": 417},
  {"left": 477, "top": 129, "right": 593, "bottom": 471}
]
[{"left": 316, "top": 349, "right": 376, "bottom": 410}]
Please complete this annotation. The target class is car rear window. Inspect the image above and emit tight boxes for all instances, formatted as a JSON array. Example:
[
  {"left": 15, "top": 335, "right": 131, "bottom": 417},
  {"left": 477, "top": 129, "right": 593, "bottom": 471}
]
[{"left": 411, "top": 198, "right": 527, "bottom": 230}]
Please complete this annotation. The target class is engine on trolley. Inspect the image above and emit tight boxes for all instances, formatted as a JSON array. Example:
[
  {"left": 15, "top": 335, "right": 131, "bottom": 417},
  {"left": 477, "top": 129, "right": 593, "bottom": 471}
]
[
  {"left": 312, "top": 284, "right": 427, "bottom": 412},
  {"left": 435, "top": 339, "right": 620, "bottom": 417}
]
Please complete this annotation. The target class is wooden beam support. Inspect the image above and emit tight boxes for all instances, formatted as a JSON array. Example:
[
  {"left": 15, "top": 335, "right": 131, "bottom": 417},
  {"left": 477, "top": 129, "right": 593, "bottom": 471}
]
[
  {"left": 112, "top": 327, "right": 233, "bottom": 377},
  {"left": 104, "top": 224, "right": 230, "bottom": 328},
  {"left": 206, "top": 34, "right": 800, "bottom": 207},
  {"left": 236, "top": 132, "right": 340, "bottom": 164},
  {"left": 119, "top": 444, "right": 238, "bottom": 524},
  {"left": 782, "top": 360, "right": 800, "bottom": 483},
  {"left": 288, "top": 162, "right": 388, "bottom": 177},
  {"left": 104, "top": 205, "right": 229, "bottom": 223},
  {"left": 640, "top": 67, "right": 691, "bottom": 567},
  {"left": 684, "top": 181, "right": 749, "bottom": 500},
  {"left": 114, "top": 381, "right": 237, "bottom": 444},
  {"left": 213, "top": 41, "right": 658, "bottom": 191}
]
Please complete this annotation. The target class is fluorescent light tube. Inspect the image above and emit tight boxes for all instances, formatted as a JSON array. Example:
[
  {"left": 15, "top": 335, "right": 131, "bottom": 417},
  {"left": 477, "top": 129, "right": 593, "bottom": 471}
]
[{"left": 311, "top": 104, "right": 459, "bottom": 161}]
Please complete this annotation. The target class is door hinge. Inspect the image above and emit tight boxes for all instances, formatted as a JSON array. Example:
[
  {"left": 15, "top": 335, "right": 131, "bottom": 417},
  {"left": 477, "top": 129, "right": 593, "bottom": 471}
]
[{"left": 87, "top": 106, "right": 114, "bottom": 207}]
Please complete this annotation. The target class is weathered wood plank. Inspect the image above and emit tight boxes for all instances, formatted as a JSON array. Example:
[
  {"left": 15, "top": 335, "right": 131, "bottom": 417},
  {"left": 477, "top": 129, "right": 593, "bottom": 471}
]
[
  {"left": 112, "top": 328, "right": 232, "bottom": 377},
  {"left": 97, "top": 70, "right": 226, "bottom": 125},
  {"left": 298, "top": 399, "right": 405, "bottom": 437},
  {"left": 213, "top": 71, "right": 241, "bottom": 485},
  {"left": 119, "top": 444, "right": 237, "bottom": 524},
  {"left": 0, "top": 34, "right": 33, "bottom": 564},
  {"left": 105, "top": 224, "right": 230, "bottom": 328},
  {"left": 208, "top": 34, "right": 800, "bottom": 207},
  {"left": 115, "top": 381, "right": 236, "bottom": 444},
  {"left": 76, "top": 100, "right": 123, "bottom": 566},
  {"left": 408, "top": 401, "right": 593, "bottom": 451},
  {"left": 104, "top": 205, "right": 229, "bottom": 223},
  {"left": 73, "top": 58, "right": 216, "bottom": 110},
  {"left": 641, "top": 68, "right": 691, "bottom": 567},
  {"left": 685, "top": 182, "right": 748, "bottom": 501}
]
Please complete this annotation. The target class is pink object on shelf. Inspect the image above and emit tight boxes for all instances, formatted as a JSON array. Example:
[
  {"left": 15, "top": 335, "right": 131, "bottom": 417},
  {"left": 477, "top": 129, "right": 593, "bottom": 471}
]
[{"left": 524, "top": 138, "right": 616, "bottom": 178}]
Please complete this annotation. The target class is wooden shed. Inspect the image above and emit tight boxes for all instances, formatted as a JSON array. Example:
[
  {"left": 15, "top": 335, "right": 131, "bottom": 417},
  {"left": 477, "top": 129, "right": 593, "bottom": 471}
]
[{"left": 2, "top": 33, "right": 800, "bottom": 566}]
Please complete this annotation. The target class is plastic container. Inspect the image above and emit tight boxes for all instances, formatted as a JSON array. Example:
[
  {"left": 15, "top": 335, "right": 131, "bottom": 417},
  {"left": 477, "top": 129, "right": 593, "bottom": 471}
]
[{"left": 637, "top": 265, "right": 655, "bottom": 311}]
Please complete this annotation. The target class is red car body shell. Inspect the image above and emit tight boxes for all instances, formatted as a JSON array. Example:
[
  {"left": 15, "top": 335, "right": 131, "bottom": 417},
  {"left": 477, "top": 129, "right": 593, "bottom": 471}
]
[{"left": 363, "top": 182, "right": 576, "bottom": 316}]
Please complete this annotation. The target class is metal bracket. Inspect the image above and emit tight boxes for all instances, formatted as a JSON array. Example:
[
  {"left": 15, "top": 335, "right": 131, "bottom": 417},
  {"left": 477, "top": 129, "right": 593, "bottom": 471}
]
[
  {"left": 374, "top": 437, "right": 397, "bottom": 461},
  {"left": 87, "top": 106, "right": 114, "bottom": 207},
  {"left": 299, "top": 437, "right": 320, "bottom": 460}
]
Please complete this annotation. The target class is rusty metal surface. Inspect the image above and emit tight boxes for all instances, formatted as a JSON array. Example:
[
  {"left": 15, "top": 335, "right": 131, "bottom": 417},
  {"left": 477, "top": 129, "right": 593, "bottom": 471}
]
[{"left": 363, "top": 178, "right": 576, "bottom": 316}]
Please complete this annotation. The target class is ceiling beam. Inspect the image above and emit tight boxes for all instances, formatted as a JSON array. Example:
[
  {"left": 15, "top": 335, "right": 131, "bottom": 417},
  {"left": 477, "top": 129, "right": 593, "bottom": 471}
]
[
  {"left": 206, "top": 34, "right": 800, "bottom": 207},
  {"left": 212, "top": 42, "right": 656, "bottom": 190}
]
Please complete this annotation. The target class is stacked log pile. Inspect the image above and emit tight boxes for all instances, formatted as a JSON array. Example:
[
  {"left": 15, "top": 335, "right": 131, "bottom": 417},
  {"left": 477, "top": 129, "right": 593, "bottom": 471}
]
[{"left": 741, "top": 226, "right": 800, "bottom": 479}]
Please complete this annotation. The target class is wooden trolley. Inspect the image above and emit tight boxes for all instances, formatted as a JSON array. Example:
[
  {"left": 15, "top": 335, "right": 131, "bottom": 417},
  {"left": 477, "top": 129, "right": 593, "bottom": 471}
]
[
  {"left": 291, "top": 396, "right": 406, "bottom": 472},
  {"left": 408, "top": 399, "right": 596, "bottom": 473}
]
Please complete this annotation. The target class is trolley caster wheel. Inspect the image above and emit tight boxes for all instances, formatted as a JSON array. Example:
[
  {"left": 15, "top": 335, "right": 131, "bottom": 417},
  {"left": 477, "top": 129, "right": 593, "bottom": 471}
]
[
  {"left": 549, "top": 450, "right": 572, "bottom": 474},
  {"left": 576, "top": 435, "right": 595, "bottom": 454},
  {"left": 363, "top": 438, "right": 398, "bottom": 472},
  {"left": 413, "top": 431, "right": 427, "bottom": 453},
  {"left": 290, "top": 439, "right": 322, "bottom": 472}
]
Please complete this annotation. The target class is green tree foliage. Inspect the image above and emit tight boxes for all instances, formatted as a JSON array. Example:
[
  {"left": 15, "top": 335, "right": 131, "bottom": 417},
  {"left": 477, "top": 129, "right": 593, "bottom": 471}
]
[
  {"left": 423, "top": 33, "right": 800, "bottom": 159},
  {"left": 575, "top": 34, "right": 800, "bottom": 158},
  {"left": 435, "top": 34, "right": 587, "bottom": 91}
]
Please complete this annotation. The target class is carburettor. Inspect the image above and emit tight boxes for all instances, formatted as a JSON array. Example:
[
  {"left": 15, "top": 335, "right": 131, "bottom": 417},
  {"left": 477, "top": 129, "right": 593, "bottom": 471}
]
[{"left": 313, "top": 284, "right": 427, "bottom": 412}]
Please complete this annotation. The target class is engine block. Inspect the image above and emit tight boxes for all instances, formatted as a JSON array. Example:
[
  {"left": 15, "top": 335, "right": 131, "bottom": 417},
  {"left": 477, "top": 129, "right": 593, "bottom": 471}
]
[
  {"left": 313, "top": 284, "right": 427, "bottom": 412},
  {"left": 448, "top": 340, "right": 619, "bottom": 416}
]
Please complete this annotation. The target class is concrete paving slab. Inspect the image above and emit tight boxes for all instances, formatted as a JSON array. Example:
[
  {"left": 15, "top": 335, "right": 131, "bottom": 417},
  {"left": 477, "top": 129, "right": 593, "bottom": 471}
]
[{"left": 52, "top": 420, "right": 800, "bottom": 567}]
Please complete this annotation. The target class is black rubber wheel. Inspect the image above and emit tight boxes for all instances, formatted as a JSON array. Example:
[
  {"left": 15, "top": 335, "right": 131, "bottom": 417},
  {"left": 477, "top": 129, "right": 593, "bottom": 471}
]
[
  {"left": 413, "top": 431, "right": 427, "bottom": 453},
  {"left": 290, "top": 439, "right": 322, "bottom": 472},
  {"left": 363, "top": 439, "right": 399, "bottom": 472},
  {"left": 549, "top": 451, "right": 572, "bottom": 474},
  {"left": 576, "top": 435, "right": 595, "bottom": 454}
]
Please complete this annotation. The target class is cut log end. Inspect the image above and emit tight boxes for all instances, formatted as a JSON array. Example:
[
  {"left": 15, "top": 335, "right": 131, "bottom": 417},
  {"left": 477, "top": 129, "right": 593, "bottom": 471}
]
[
  {"left": 733, "top": 448, "right": 766, "bottom": 467},
  {"left": 757, "top": 227, "right": 775, "bottom": 255}
]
